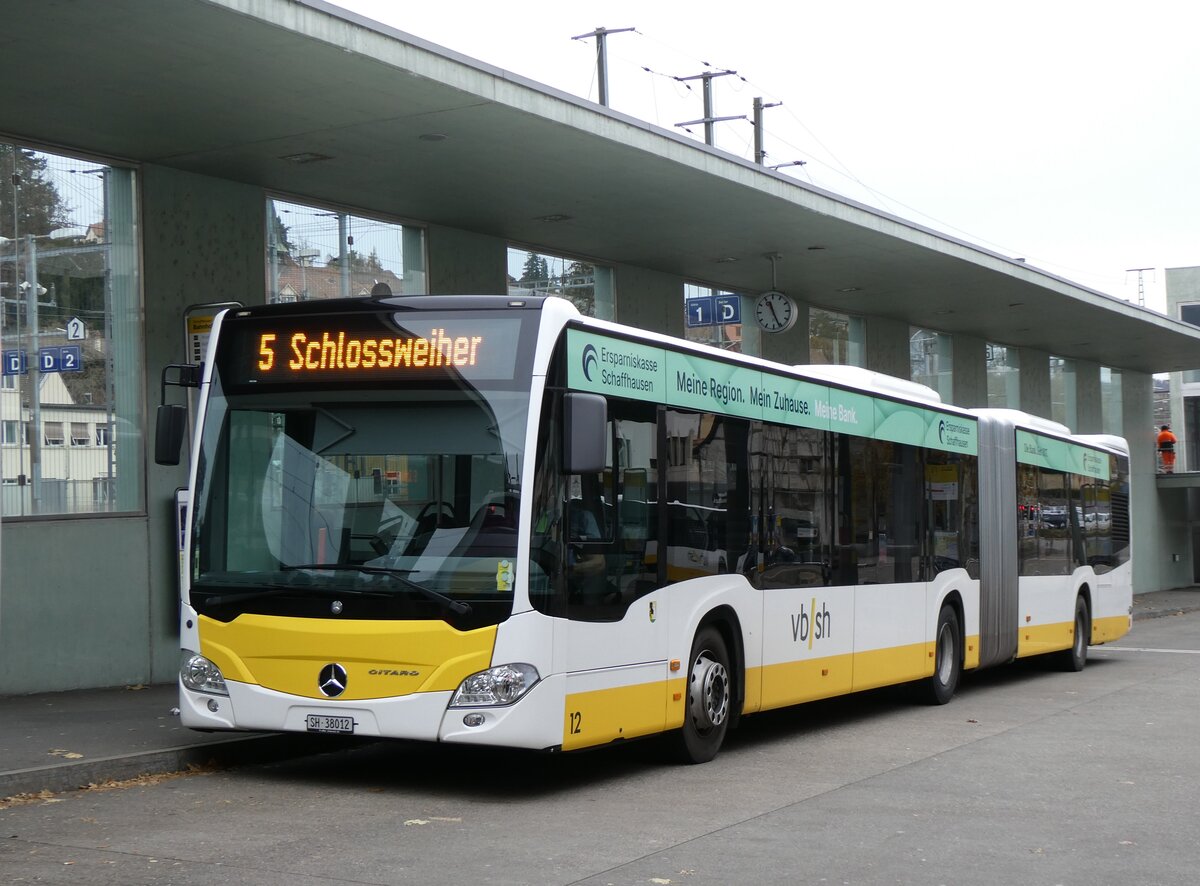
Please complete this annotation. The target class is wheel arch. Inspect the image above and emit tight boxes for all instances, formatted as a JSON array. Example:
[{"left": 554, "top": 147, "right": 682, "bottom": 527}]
[
  {"left": 936, "top": 589, "right": 966, "bottom": 668},
  {"left": 1075, "top": 581, "right": 1094, "bottom": 641},
  {"left": 695, "top": 605, "right": 745, "bottom": 728}
]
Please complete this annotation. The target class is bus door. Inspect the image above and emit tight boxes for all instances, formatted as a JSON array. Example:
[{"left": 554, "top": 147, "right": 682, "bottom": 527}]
[
  {"left": 846, "top": 437, "right": 929, "bottom": 691},
  {"left": 559, "top": 405, "right": 668, "bottom": 750}
]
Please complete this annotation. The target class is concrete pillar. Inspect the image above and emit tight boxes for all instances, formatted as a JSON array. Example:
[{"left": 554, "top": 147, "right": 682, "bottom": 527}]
[
  {"left": 1074, "top": 360, "right": 1102, "bottom": 434},
  {"left": 1123, "top": 369, "right": 1191, "bottom": 591},
  {"left": 1018, "top": 346, "right": 1051, "bottom": 420},
  {"left": 612, "top": 264, "right": 686, "bottom": 338},
  {"left": 141, "top": 166, "right": 266, "bottom": 683},
  {"left": 425, "top": 225, "right": 505, "bottom": 294},
  {"left": 951, "top": 334, "right": 987, "bottom": 408},
  {"left": 864, "top": 315, "right": 910, "bottom": 379}
]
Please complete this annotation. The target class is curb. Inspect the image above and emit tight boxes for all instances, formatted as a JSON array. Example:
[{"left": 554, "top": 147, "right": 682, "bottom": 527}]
[
  {"left": 1133, "top": 602, "right": 1200, "bottom": 621},
  {"left": 0, "top": 733, "right": 360, "bottom": 800}
]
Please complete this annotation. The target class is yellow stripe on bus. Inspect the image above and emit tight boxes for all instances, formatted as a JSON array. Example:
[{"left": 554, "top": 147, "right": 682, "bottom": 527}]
[
  {"left": 1092, "top": 614, "right": 1132, "bottom": 645},
  {"left": 1016, "top": 620, "right": 1075, "bottom": 658},
  {"left": 199, "top": 614, "right": 496, "bottom": 700},
  {"left": 753, "top": 634, "right": 985, "bottom": 710},
  {"left": 1017, "top": 612, "right": 1132, "bottom": 658},
  {"left": 759, "top": 653, "right": 853, "bottom": 710},
  {"left": 561, "top": 625, "right": 1047, "bottom": 750},
  {"left": 562, "top": 680, "right": 672, "bottom": 750},
  {"left": 852, "top": 641, "right": 931, "bottom": 692}
]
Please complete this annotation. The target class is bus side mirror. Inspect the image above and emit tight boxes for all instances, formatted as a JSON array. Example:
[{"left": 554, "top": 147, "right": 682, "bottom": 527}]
[
  {"left": 563, "top": 392, "right": 607, "bottom": 474},
  {"left": 154, "top": 363, "right": 202, "bottom": 466},
  {"left": 155, "top": 405, "right": 188, "bottom": 466}
]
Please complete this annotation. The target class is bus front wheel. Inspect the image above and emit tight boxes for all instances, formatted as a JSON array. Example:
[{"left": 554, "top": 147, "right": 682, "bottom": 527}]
[
  {"left": 674, "top": 626, "right": 731, "bottom": 764},
  {"left": 922, "top": 604, "right": 961, "bottom": 705},
  {"left": 1056, "top": 596, "right": 1089, "bottom": 672}
]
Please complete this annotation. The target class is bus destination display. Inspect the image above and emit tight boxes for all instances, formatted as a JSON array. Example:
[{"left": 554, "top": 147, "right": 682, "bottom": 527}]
[{"left": 220, "top": 314, "right": 523, "bottom": 385}]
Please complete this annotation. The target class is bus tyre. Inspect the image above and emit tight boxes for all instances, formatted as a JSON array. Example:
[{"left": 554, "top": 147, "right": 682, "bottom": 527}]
[
  {"left": 1056, "top": 596, "right": 1089, "bottom": 672},
  {"left": 923, "top": 604, "right": 961, "bottom": 705},
  {"left": 675, "top": 626, "right": 732, "bottom": 764}
]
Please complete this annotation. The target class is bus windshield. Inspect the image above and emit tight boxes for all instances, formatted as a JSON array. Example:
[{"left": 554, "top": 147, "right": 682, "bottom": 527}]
[{"left": 189, "top": 377, "right": 529, "bottom": 628}]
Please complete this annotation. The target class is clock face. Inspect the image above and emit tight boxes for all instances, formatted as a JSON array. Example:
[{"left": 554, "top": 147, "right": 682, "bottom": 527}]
[{"left": 755, "top": 290, "right": 797, "bottom": 332}]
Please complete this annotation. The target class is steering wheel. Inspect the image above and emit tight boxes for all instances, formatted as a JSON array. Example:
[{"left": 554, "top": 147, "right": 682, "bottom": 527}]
[{"left": 415, "top": 500, "right": 456, "bottom": 530}]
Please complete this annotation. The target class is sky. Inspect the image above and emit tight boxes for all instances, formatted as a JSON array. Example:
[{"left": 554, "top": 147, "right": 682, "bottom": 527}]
[{"left": 329, "top": 0, "right": 1200, "bottom": 313}]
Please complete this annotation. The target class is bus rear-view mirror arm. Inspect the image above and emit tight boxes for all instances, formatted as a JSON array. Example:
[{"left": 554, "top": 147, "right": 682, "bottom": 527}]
[{"left": 155, "top": 363, "right": 201, "bottom": 466}]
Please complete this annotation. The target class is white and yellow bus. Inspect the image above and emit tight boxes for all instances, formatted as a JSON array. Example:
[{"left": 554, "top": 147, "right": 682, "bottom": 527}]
[{"left": 159, "top": 295, "right": 1132, "bottom": 763}]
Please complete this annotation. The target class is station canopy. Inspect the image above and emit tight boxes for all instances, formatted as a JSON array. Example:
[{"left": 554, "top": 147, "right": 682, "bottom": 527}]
[{"left": 3, "top": 0, "right": 1197, "bottom": 374}]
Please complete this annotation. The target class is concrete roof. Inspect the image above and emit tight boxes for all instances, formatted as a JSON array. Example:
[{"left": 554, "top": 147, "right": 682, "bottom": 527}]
[{"left": 3, "top": 0, "right": 1197, "bottom": 375}]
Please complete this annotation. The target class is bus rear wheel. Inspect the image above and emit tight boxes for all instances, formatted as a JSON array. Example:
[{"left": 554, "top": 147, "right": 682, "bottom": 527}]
[
  {"left": 674, "top": 626, "right": 731, "bottom": 764},
  {"left": 922, "top": 604, "right": 961, "bottom": 705},
  {"left": 1056, "top": 596, "right": 1089, "bottom": 672}
]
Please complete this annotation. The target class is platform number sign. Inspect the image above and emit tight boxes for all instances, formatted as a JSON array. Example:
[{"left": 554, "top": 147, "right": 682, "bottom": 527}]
[
  {"left": 36, "top": 346, "right": 83, "bottom": 373},
  {"left": 3, "top": 350, "right": 27, "bottom": 375},
  {"left": 686, "top": 296, "right": 714, "bottom": 328},
  {"left": 685, "top": 294, "right": 741, "bottom": 329}
]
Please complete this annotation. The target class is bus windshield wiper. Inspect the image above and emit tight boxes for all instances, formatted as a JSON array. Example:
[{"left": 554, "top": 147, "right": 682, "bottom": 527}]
[
  {"left": 201, "top": 578, "right": 390, "bottom": 607},
  {"left": 281, "top": 563, "right": 472, "bottom": 616}
]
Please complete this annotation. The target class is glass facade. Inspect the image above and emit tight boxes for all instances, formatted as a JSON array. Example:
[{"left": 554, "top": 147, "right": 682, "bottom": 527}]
[
  {"left": 810, "top": 307, "right": 864, "bottom": 366},
  {"left": 266, "top": 197, "right": 426, "bottom": 302},
  {"left": 987, "top": 343, "right": 1020, "bottom": 409},
  {"left": 507, "top": 246, "right": 613, "bottom": 320},
  {"left": 910, "top": 327, "right": 953, "bottom": 401},
  {"left": 1180, "top": 304, "right": 1200, "bottom": 384},
  {"left": 1, "top": 146, "right": 141, "bottom": 517}
]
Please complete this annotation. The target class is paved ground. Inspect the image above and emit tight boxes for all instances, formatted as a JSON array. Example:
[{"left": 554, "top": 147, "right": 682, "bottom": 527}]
[
  {"left": 2, "top": 586, "right": 1198, "bottom": 801},
  {"left": 1, "top": 596, "right": 1198, "bottom": 885}
]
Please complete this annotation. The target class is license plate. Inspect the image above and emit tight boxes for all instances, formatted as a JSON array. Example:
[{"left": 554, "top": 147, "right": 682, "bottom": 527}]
[{"left": 305, "top": 714, "right": 355, "bottom": 734}]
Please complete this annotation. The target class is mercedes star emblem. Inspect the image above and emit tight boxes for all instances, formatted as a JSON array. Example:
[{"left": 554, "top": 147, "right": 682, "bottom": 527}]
[{"left": 318, "top": 663, "right": 348, "bottom": 697}]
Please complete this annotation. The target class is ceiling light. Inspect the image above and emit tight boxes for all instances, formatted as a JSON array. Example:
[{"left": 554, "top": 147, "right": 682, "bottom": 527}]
[
  {"left": 837, "top": 286, "right": 861, "bottom": 293},
  {"left": 278, "top": 152, "right": 333, "bottom": 164}
]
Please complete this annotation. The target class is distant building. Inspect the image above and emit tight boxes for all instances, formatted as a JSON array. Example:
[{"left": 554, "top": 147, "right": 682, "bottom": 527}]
[
  {"left": 1166, "top": 266, "right": 1200, "bottom": 470},
  {"left": 270, "top": 253, "right": 406, "bottom": 302}
]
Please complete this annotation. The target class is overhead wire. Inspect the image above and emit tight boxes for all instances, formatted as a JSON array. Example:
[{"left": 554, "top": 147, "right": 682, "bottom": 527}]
[{"left": 566, "top": 25, "right": 1140, "bottom": 297}]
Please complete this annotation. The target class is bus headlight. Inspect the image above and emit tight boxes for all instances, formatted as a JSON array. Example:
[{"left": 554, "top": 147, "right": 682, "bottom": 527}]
[
  {"left": 449, "top": 663, "right": 539, "bottom": 707},
  {"left": 180, "top": 651, "right": 228, "bottom": 696}
]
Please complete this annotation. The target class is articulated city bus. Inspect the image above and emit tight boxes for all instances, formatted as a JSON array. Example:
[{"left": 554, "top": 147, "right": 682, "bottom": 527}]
[{"left": 158, "top": 295, "right": 1132, "bottom": 763}]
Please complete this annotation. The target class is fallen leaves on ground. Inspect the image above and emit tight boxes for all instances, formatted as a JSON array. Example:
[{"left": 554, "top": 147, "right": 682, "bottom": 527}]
[{"left": 1, "top": 762, "right": 219, "bottom": 808}]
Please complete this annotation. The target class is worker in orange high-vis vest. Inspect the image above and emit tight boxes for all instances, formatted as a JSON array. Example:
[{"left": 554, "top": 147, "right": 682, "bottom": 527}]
[{"left": 1157, "top": 424, "right": 1178, "bottom": 473}]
